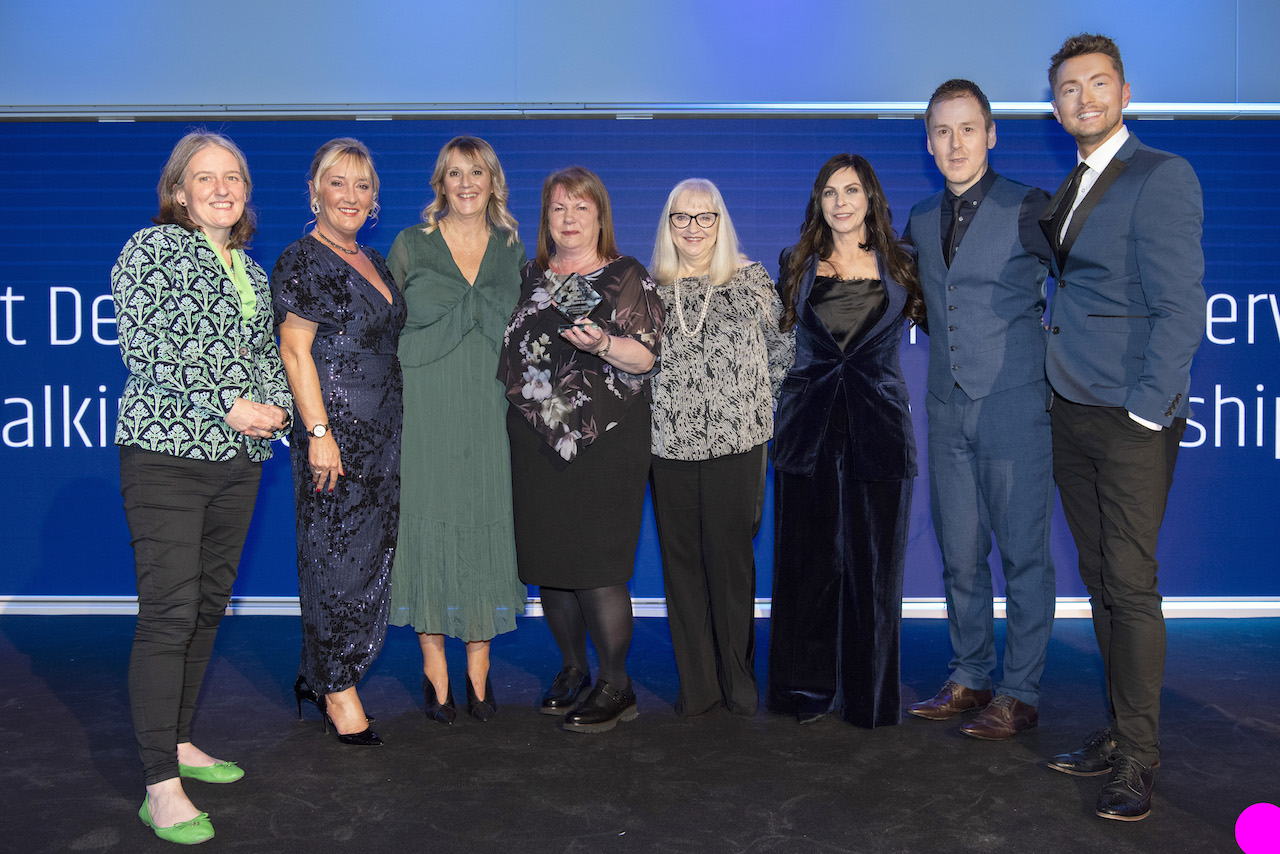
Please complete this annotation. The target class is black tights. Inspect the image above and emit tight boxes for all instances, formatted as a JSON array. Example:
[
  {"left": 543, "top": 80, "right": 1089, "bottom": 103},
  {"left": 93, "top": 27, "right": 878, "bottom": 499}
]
[{"left": 540, "top": 584, "right": 633, "bottom": 686}]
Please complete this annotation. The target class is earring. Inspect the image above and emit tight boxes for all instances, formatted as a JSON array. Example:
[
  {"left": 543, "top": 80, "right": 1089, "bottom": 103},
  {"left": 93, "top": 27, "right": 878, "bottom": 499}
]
[{"left": 310, "top": 200, "right": 320, "bottom": 214}]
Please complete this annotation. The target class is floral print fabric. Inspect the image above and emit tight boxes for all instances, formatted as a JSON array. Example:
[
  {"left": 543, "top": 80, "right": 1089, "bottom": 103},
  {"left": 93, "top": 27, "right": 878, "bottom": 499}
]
[
  {"left": 498, "top": 256, "right": 664, "bottom": 462},
  {"left": 111, "top": 224, "right": 292, "bottom": 462}
]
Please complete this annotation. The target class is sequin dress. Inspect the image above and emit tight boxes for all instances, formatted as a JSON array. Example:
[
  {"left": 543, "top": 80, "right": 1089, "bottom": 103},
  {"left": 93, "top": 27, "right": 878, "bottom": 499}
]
[{"left": 271, "top": 235, "right": 407, "bottom": 694}]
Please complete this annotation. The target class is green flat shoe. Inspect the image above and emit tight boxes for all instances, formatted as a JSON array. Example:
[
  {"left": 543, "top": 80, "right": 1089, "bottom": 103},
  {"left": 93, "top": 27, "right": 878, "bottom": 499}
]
[
  {"left": 178, "top": 761, "right": 244, "bottom": 784},
  {"left": 138, "top": 800, "right": 214, "bottom": 845}
]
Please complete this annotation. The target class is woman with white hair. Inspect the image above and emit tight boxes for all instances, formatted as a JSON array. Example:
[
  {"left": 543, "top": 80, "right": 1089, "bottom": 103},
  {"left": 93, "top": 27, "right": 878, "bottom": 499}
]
[{"left": 648, "top": 178, "right": 793, "bottom": 716}]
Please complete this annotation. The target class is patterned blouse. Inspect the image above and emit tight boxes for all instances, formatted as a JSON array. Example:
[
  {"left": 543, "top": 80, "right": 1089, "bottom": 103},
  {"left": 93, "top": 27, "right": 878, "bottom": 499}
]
[
  {"left": 498, "top": 256, "right": 664, "bottom": 462},
  {"left": 650, "top": 262, "right": 795, "bottom": 461},
  {"left": 111, "top": 224, "right": 293, "bottom": 462}
]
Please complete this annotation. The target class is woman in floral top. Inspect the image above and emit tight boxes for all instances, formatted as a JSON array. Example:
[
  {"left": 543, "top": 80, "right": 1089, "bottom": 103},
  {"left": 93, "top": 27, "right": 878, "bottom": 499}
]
[
  {"left": 112, "top": 132, "right": 292, "bottom": 844},
  {"left": 497, "top": 166, "right": 664, "bottom": 734},
  {"left": 648, "top": 178, "right": 794, "bottom": 717}
]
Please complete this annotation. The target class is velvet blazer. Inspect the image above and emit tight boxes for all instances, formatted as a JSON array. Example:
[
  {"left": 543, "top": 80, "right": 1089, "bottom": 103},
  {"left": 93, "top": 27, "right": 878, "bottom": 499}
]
[{"left": 770, "top": 247, "right": 917, "bottom": 481}]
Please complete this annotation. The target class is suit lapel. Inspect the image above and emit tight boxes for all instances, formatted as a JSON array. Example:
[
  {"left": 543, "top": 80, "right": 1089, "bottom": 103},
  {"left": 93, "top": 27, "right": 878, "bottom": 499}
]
[
  {"left": 1038, "top": 173, "right": 1075, "bottom": 258},
  {"left": 1058, "top": 156, "right": 1128, "bottom": 263},
  {"left": 1039, "top": 134, "right": 1141, "bottom": 271}
]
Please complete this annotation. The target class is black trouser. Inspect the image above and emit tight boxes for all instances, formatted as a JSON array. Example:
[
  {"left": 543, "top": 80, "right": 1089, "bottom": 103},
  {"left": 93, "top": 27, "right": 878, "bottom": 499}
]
[
  {"left": 650, "top": 445, "right": 764, "bottom": 716},
  {"left": 1050, "top": 399, "right": 1184, "bottom": 766},
  {"left": 120, "top": 444, "right": 261, "bottom": 785}
]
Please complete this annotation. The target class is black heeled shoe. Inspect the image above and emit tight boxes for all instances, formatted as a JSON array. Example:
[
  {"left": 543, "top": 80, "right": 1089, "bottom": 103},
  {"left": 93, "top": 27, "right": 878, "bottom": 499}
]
[
  {"left": 466, "top": 676, "right": 497, "bottom": 722},
  {"left": 296, "top": 675, "right": 375, "bottom": 725},
  {"left": 324, "top": 714, "right": 383, "bottom": 747},
  {"left": 423, "top": 676, "right": 456, "bottom": 725},
  {"left": 539, "top": 665, "right": 591, "bottom": 715},
  {"left": 294, "top": 675, "right": 325, "bottom": 720}
]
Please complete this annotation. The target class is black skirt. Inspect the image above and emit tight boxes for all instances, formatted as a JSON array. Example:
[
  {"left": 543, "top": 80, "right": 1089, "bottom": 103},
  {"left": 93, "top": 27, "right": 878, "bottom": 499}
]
[{"left": 507, "top": 403, "right": 651, "bottom": 589}]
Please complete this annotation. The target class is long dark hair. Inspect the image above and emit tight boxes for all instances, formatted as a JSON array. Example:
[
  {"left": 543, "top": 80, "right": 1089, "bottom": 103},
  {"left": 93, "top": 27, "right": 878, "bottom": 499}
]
[{"left": 779, "top": 153, "right": 924, "bottom": 331}]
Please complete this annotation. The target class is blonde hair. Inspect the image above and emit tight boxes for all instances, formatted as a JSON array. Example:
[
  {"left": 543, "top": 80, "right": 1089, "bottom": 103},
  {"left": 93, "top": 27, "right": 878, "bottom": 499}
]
[
  {"left": 420, "top": 136, "right": 519, "bottom": 246},
  {"left": 649, "top": 178, "right": 743, "bottom": 286},
  {"left": 308, "top": 138, "right": 380, "bottom": 222}
]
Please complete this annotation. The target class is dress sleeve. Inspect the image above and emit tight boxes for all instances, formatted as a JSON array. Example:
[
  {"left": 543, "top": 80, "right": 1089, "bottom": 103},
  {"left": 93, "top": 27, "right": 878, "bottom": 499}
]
[
  {"left": 387, "top": 230, "right": 410, "bottom": 291},
  {"left": 270, "top": 241, "right": 327, "bottom": 327},
  {"left": 608, "top": 258, "right": 665, "bottom": 362}
]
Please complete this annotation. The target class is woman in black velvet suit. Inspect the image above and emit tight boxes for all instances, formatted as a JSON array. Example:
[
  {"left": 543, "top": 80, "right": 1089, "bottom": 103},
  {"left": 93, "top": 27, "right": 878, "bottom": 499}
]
[{"left": 766, "top": 153, "right": 926, "bottom": 728}]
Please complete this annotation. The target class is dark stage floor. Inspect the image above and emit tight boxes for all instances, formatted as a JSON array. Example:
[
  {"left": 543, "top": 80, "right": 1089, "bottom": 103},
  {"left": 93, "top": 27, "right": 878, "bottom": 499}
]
[{"left": 1, "top": 614, "right": 1275, "bottom": 853}]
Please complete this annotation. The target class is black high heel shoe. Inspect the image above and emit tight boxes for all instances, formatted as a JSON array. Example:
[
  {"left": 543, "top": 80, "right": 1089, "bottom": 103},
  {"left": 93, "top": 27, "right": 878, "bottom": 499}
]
[
  {"left": 294, "top": 675, "right": 325, "bottom": 720},
  {"left": 466, "top": 675, "right": 497, "bottom": 722},
  {"left": 423, "top": 676, "right": 456, "bottom": 725},
  {"left": 296, "top": 675, "right": 376, "bottom": 726},
  {"left": 324, "top": 714, "right": 383, "bottom": 747}
]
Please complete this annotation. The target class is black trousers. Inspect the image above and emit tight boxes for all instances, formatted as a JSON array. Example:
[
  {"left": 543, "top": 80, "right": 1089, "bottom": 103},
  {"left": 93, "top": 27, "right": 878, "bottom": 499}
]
[
  {"left": 650, "top": 444, "right": 764, "bottom": 716},
  {"left": 1050, "top": 399, "right": 1184, "bottom": 766},
  {"left": 120, "top": 444, "right": 261, "bottom": 785}
]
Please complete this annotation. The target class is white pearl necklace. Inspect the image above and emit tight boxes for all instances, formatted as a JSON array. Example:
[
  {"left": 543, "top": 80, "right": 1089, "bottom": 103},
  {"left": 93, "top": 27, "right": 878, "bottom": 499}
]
[{"left": 673, "top": 276, "right": 714, "bottom": 336}]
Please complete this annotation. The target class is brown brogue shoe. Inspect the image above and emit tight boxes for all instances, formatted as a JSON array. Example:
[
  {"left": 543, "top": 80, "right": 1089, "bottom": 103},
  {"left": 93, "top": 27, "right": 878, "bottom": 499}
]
[
  {"left": 908, "top": 681, "right": 993, "bottom": 721},
  {"left": 960, "top": 694, "right": 1038, "bottom": 740}
]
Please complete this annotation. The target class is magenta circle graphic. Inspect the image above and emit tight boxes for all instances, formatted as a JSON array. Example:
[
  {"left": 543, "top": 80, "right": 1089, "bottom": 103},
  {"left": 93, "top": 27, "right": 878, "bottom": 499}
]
[{"left": 1236, "top": 803, "right": 1280, "bottom": 854}]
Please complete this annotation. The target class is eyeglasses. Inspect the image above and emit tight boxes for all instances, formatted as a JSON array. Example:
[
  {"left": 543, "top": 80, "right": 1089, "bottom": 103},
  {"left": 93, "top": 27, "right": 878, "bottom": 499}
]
[{"left": 669, "top": 211, "right": 719, "bottom": 228}]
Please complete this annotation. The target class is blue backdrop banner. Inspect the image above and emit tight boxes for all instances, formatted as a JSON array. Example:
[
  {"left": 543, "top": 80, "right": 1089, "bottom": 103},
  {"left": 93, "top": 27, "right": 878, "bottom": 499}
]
[{"left": 1, "top": 117, "right": 1276, "bottom": 601}]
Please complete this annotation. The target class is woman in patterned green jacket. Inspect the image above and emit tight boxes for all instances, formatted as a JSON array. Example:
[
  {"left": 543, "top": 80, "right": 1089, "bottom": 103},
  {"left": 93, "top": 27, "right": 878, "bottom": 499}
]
[{"left": 111, "top": 131, "right": 293, "bottom": 846}]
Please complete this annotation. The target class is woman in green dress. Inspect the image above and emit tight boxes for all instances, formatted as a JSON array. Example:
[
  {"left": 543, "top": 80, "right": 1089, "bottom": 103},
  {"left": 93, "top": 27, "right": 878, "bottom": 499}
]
[{"left": 388, "top": 136, "right": 526, "bottom": 723}]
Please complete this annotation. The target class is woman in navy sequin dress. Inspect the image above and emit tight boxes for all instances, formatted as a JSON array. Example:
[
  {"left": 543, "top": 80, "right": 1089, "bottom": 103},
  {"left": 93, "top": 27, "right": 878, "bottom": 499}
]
[{"left": 273, "top": 139, "right": 406, "bottom": 745}]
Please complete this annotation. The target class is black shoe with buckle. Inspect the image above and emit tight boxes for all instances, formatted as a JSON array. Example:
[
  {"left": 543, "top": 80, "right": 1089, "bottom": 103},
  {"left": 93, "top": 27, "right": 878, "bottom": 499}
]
[
  {"left": 560, "top": 679, "right": 638, "bottom": 733},
  {"left": 540, "top": 665, "right": 591, "bottom": 716},
  {"left": 1096, "top": 752, "right": 1155, "bottom": 821}
]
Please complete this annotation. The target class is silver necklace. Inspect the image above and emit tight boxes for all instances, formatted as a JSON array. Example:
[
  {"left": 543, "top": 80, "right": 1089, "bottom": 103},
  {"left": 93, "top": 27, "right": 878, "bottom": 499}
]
[
  {"left": 316, "top": 229, "right": 358, "bottom": 255},
  {"left": 674, "top": 276, "right": 714, "bottom": 336}
]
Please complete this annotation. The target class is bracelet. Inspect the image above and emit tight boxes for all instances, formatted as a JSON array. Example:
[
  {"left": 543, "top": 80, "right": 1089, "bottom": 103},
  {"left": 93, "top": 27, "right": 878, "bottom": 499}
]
[{"left": 596, "top": 335, "right": 612, "bottom": 358}]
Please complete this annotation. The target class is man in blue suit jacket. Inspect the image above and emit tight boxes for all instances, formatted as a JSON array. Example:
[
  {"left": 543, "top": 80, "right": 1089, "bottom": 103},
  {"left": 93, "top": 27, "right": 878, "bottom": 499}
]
[
  {"left": 905, "top": 80, "right": 1056, "bottom": 742},
  {"left": 1039, "top": 34, "right": 1206, "bottom": 822}
]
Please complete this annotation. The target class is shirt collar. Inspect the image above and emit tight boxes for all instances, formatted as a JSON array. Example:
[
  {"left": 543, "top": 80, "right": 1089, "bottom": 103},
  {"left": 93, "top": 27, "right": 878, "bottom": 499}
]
[
  {"left": 945, "top": 167, "right": 998, "bottom": 207},
  {"left": 1080, "top": 124, "right": 1130, "bottom": 174}
]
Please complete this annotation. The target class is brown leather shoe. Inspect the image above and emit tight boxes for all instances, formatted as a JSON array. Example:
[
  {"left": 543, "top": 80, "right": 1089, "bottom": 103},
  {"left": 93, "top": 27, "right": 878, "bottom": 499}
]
[
  {"left": 960, "top": 694, "right": 1038, "bottom": 740},
  {"left": 907, "top": 681, "right": 993, "bottom": 721}
]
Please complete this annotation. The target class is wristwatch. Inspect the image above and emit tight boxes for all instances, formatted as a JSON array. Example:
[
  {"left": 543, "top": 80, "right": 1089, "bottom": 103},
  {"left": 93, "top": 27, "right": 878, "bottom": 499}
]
[{"left": 309, "top": 423, "right": 329, "bottom": 438}]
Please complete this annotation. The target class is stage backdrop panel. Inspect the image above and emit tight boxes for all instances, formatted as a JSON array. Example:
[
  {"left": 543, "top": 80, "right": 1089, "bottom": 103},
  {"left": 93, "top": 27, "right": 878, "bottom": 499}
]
[
  {"left": 1, "top": 117, "right": 1276, "bottom": 600},
  {"left": 5, "top": 1, "right": 1278, "bottom": 109}
]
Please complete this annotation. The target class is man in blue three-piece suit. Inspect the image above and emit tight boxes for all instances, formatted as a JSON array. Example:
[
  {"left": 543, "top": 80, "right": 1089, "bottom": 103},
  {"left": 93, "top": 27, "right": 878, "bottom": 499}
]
[
  {"left": 904, "top": 81, "right": 1057, "bottom": 741},
  {"left": 1039, "top": 34, "right": 1206, "bottom": 822}
]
